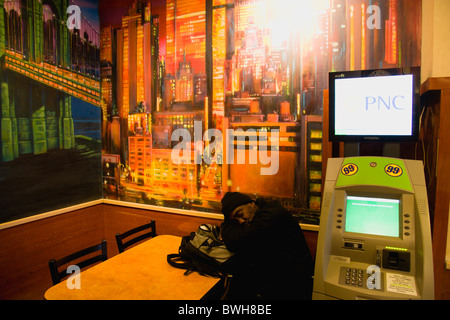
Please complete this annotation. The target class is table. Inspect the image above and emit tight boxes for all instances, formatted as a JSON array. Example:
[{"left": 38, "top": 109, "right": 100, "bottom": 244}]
[{"left": 44, "top": 235, "right": 220, "bottom": 300}]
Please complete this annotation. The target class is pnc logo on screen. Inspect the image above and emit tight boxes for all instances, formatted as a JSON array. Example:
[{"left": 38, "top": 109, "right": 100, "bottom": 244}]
[{"left": 365, "top": 95, "right": 406, "bottom": 111}]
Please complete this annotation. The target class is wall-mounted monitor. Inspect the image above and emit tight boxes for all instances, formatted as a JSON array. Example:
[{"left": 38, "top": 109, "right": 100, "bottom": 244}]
[{"left": 328, "top": 67, "right": 421, "bottom": 142}]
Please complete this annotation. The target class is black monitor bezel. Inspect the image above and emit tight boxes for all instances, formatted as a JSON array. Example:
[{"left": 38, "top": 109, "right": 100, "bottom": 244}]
[{"left": 328, "top": 67, "right": 421, "bottom": 143}]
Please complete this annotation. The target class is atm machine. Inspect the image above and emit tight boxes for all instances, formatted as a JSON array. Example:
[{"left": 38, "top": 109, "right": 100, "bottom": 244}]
[{"left": 313, "top": 157, "right": 434, "bottom": 300}]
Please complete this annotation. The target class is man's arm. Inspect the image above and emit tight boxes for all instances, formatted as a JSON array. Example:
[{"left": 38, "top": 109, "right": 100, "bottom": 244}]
[{"left": 221, "top": 204, "right": 285, "bottom": 252}]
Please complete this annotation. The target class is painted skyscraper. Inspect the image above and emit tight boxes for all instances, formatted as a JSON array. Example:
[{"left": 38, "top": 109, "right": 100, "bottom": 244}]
[{"left": 116, "top": 0, "right": 158, "bottom": 118}]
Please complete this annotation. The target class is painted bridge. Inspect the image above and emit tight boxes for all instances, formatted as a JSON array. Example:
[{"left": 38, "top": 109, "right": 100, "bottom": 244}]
[{"left": 1, "top": 0, "right": 100, "bottom": 162}]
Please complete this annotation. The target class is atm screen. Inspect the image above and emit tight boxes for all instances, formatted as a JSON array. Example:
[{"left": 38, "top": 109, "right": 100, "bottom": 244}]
[{"left": 345, "top": 196, "right": 400, "bottom": 237}]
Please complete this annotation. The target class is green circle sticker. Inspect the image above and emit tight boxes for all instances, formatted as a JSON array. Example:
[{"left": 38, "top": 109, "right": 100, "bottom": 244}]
[
  {"left": 341, "top": 163, "right": 358, "bottom": 176},
  {"left": 384, "top": 164, "right": 403, "bottom": 177}
]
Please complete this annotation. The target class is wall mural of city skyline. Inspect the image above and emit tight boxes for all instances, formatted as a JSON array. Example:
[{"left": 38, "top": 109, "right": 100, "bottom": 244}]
[
  {"left": 0, "top": 0, "right": 422, "bottom": 225},
  {"left": 98, "top": 0, "right": 421, "bottom": 225}
]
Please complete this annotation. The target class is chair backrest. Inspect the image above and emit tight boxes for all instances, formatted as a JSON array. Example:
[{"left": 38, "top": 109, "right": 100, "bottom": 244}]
[
  {"left": 48, "top": 240, "right": 107, "bottom": 285},
  {"left": 115, "top": 220, "right": 157, "bottom": 253}
]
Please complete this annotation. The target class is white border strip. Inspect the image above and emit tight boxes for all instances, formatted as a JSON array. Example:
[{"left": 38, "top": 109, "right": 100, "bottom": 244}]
[
  {"left": 0, "top": 199, "right": 103, "bottom": 231},
  {"left": 102, "top": 198, "right": 224, "bottom": 220},
  {"left": 301, "top": 224, "right": 319, "bottom": 232},
  {"left": 0, "top": 198, "right": 319, "bottom": 232}
]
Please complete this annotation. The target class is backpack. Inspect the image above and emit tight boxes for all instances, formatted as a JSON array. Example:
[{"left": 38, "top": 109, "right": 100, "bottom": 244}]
[{"left": 167, "top": 224, "right": 235, "bottom": 278}]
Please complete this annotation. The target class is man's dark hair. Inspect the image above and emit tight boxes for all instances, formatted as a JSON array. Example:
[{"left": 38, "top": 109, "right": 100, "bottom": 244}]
[{"left": 221, "top": 192, "right": 254, "bottom": 220}]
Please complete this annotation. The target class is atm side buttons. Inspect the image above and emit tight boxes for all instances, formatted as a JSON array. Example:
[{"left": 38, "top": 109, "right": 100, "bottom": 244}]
[
  {"left": 336, "top": 209, "right": 343, "bottom": 229},
  {"left": 404, "top": 214, "right": 411, "bottom": 236}
]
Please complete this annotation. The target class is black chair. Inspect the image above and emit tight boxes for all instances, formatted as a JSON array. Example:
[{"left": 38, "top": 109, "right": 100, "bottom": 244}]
[
  {"left": 115, "top": 220, "right": 157, "bottom": 253},
  {"left": 48, "top": 240, "right": 107, "bottom": 285}
]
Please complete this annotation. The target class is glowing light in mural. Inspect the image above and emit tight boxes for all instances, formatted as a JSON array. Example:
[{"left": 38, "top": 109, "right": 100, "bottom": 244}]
[
  {"left": 0, "top": 0, "right": 424, "bottom": 226},
  {"left": 266, "top": 0, "right": 330, "bottom": 39},
  {"left": 95, "top": 0, "right": 423, "bottom": 225}
]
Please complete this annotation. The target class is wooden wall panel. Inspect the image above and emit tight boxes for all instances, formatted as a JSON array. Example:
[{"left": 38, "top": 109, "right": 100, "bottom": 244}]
[
  {"left": 303, "top": 230, "right": 317, "bottom": 261},
  {"left": 0, "top": 203, "right": 318, "bottom": 300},
  {"left": 0, "top": 204, "right": 222, "bottom": 299},
  {"left": 443, "top": 269, "right": 450, "bottom": 300},
  {"left": 0, "top": 205, "right": 104, "bottom": 300},
  {"left": 420, "top": 77, "right": 450, "bottom": 300},
  {"left": 102, "top": 204, "right": 223, "bottom": 257}
]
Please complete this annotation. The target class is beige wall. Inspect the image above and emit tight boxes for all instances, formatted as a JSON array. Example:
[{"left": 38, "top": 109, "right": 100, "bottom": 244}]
[{"left": 421, "top": 0, "right": 450, "bottom": 82}]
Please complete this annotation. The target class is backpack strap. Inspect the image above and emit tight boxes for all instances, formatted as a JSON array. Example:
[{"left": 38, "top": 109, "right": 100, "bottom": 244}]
[
  {"left": 167, "top": 254, "right": 191, "bottom": 270},
  {"left": 167, "top": 253, "right": 196, "bottom": 275}
]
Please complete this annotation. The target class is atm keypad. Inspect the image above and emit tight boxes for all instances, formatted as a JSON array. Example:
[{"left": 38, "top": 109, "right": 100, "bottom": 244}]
[
  {"left": 345, "top": 268, "right": 365, "bottom": 287},
  {"left": 339, "top": 267, "right": 381, "bottom": 290}
]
